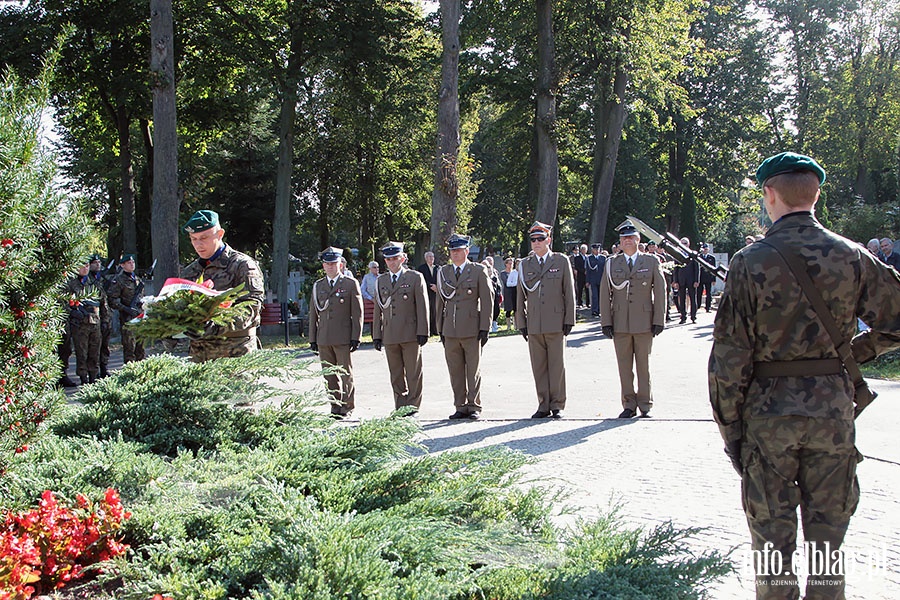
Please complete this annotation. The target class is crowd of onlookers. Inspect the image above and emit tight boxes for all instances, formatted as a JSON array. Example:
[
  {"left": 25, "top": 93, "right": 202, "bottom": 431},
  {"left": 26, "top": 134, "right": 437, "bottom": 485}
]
[{"left": 865, "top": 237, "right": 900, "bottom": 270}]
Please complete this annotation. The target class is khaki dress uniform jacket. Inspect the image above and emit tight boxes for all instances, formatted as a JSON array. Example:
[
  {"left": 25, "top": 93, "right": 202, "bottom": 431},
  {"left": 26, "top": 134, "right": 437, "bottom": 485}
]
[
  {"left": 515, "top": 251, "right": 576, "bottom": 413},
  {"left": 181, "top": 245, "right": 265, "bottom": 362},
  {"left": 709, "top": 212, "right": 900, "bottom": 599},
  {"left": 599, "top": 252, "right": 666, "bottom": 413},
  {"left": 436, "top": 261, "right": 494, "bottom": 413},
  {"left": 309, "top": 275, "right": 363, "bottom": 415},
  {"left": 372, "top": 268, "right": 429, "bottom": 409}
]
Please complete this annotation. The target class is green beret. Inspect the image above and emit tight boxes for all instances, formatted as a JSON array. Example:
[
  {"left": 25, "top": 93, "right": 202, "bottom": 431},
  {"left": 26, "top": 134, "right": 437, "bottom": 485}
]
[
  {"left": 121, "top": 253, "right": 137, "bottom": 263},
  {"left": 89, "top": 253, "right": 104, "bottom": 262},
  {"left": 756, "top": 152, "right": 826, "bottom": 186},
  {"left": 183, "top": 210, "right": 220, "bottom": 233}
]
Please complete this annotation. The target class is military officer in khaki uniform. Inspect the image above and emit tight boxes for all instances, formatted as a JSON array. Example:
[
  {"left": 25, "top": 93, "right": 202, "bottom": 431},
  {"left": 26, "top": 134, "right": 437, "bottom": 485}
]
[
  {"left": 181, "top": 210, "right": 265, "bottom": 362},
  {"left": 309, "top": 246, "right": 363, "bottom": 418},
  {"left": 600, "top": 222, "right": 666, "bottom": 418},
  {"left": 372, "top": 242, "right": 429, "bottom": 411},
  {"left": 515, "top": 221, "right": 576, "bottom": 418},
  {"left": 710, "top": 152, "right": 900, "bottom": 599},
  {"left": 435, "top": 234, "right": 493, "bottom": 419},
  {"left": 107, "top": 253, "right": 146, "bottom": 363}
]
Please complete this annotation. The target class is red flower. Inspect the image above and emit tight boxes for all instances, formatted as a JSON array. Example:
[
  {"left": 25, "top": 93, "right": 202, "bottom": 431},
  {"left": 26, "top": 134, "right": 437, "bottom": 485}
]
[{"left": 1, "top": 238, "right": 13, "bottom": 248}]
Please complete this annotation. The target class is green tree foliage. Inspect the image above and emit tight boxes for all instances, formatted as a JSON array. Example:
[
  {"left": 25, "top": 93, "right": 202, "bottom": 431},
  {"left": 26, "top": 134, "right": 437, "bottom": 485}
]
[{"left": 0, "top": 52, "right": 91, "bottom": 474}]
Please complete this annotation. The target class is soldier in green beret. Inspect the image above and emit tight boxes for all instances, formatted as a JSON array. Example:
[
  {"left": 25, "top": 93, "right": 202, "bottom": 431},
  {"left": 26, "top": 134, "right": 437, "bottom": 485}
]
[
  {"left": 107, "top": 253, "right": 145, "bottom": 363},
  {"left": 180, "top": 210, "right": 266, "bottom": 362},
  {"left": 65, "top": 259, "right": 107, "bottom": 384},
  {"left": 709, "top": 152, "right": 900, "bottom": 599},
  {"left": 88, "top": 253, "right": 112, "bottom": 377}
]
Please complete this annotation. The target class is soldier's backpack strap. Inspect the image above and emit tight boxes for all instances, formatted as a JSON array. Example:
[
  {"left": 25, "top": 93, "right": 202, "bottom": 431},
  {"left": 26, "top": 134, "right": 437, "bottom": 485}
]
[{"left": 759, "top": 237, "right": 876, "bottom": 418}]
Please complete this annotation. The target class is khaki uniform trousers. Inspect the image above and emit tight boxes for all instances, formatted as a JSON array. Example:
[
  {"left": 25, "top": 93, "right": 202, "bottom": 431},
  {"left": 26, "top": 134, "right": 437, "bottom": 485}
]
[
  {"left": 443, "top": 336, "right": 482, "bottom": 413},
  {"left": 384, "top": 341, "right": 423, "bottom": 409},
  {"left": 527, "top": 332, "right": 566, "bottom": 412},
  {"left": 613, "top": 332, "right": 653, "bottom": 412},
  {"left": 742, "top": 416, "right": 859, "bottom": 600},
  {"left": 319, "top": 344, "right": 355, "bottom": 415}
]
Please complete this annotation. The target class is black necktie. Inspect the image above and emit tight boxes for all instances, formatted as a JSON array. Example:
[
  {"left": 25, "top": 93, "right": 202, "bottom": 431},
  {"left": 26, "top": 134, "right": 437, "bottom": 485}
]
[
  {"left": 329, "top": 279, "right": 335, "bottom": 288},
  {"left": 392, "top": 274, "right": 398, "bottom": 285},
  {"left": 455, "top": 266, "right": 461, "bottom": 278},
  {"left": 627, "top": 257, "right": 634, "bottom": 269}
]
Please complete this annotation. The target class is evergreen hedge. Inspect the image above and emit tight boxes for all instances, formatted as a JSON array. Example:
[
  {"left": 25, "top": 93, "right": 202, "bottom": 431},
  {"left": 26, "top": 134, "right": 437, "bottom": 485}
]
[{"left": 3, "top": 351, "right": 732, "bottom": 599}]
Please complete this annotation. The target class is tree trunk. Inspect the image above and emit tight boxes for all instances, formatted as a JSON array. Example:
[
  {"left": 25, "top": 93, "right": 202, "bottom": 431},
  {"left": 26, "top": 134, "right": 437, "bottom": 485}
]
[
  {"left": 430, "top": 0, "right": 461, "bottom": 263},
  {"left": 533, "top": 0, "right": 559, "bottom": 226},
  {"left": 149, "top": 0, "right": 180, "bottom": 291},
  {"left": 271, "top": 28, "right": 303, "bottom": 302},
  {"left": 115, "top": 103, "right": 137, "bottom": 256},
  {"left": 587, "top": 57, "right": 628, "bottom": 248},
  {"left": 665, "top": 113, "right": 688, "bottom": 234}
]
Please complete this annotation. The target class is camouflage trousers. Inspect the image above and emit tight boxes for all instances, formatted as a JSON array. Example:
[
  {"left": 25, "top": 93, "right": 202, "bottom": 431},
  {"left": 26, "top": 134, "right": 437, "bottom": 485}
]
[
  {"left": 100, "top": 319, "right": 111, "bottom": 370},
  {"left": 120, "top": 323, "right": 145, "bottom": 363},
  {"left": 189, "top": 335, "right": 258, "bottom": 363},
  {"left": 72, "top": 322, "right": 101, "bottom": 382},
  {"left": 741, "top": 416, "right": 860, "bottom": 600}
]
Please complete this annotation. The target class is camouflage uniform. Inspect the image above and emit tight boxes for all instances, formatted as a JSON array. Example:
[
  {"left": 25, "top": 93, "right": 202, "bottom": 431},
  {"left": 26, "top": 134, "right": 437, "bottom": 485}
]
[
  {"left": 65, "top": 275, "right": 107, "bottom": 383},
  {"left": 181, "top": 245, "right": 265, "bottom": 362},
  {"left": 709, "top": 212, "right": 900, "bottom": 599},
  {"left": 90, "top": 271, "right": 113, "bottom": 375},
  {"left": 107, "top": 271, "right": 145, "bottom": 363}
]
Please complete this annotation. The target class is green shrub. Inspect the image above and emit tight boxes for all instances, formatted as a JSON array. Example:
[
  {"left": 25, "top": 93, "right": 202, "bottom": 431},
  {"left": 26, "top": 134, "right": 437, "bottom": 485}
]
[
  {"left": 3, "top": 351, "right": 731, "bottom": 599},
  {"left": 52, "top": 352, "right": 327, "bottom": 455}
]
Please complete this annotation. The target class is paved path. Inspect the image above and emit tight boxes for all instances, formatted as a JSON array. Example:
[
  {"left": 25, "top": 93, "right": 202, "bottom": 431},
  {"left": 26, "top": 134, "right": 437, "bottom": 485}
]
[{"left": 88, "top": 309, "right": 900, "bottom": 598}]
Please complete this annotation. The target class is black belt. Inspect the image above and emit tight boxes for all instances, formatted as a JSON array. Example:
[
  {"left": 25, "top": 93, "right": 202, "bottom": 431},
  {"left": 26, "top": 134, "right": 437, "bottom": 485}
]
[{"left": 753, "top": 358, "right": 842, "bottom": 378}]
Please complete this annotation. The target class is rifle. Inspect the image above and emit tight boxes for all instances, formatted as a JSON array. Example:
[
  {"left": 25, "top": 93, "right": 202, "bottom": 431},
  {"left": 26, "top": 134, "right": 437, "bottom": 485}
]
[
  {"left": 626, "top": 215, "right": 729, "bottom": 282},
  {"left": 128, "top": 259, "right": 157, "bottom": 313}
]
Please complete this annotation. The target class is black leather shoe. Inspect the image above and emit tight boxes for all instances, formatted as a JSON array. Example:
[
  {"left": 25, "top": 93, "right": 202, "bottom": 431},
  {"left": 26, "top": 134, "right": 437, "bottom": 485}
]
[
  {"left": 531, "top": 410, "right": 551, "bottom": 419},
  {"left": 550, "top": 410, "right": 562, "bottom": 419},
  {"left": 467, "top": 412, "right": 481, "bottom": 420},
  {"left": 639, "top": 410, "right": 652, "bottom": 418},
  {"left": 679, "top": 318, "right": 687, "bottom": 324},
  {"left": 449, "top": 411, "right": 468, "bottom": 419},
  {"left": 58, "top": 376, "right": 78, "bottom": 388},
  {"left": 618, "top": 408, "right": 636, "bottom": 419}
]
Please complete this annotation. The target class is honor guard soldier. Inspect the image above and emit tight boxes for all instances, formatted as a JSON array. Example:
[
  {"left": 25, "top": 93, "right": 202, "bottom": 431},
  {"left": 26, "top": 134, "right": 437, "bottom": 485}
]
[
  {"left": 372, "top": 242, "right": 430, "bottom": 411},
  {"left": 710, "top": 152, "right": 900, "bottom": 599},
  {"left": 599, "top": 221, "right": 666, "bottom": 418},
  {"left": 65, "top": 260, "right": 107, "bottom": 384},
  {"left": 435, "top": 234, "right": 493, "bottom": 419},
  {"left": 181, "top": 210, "right": 265, "bottom": 362},
  {"left": 308, "top": 246, "right": 363, "bottom": 418},
  {"left": 107, "top": 253, "right": 146, "bottom": 363},
  {"left": 88, "top": 254, "right": 112, "bottom": 377},
  {"left": 585, "top": 243, "right": 607, "bottom": 317},
  {"left": 516, "top": 221, "right": 576, "bottom": 418}
]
